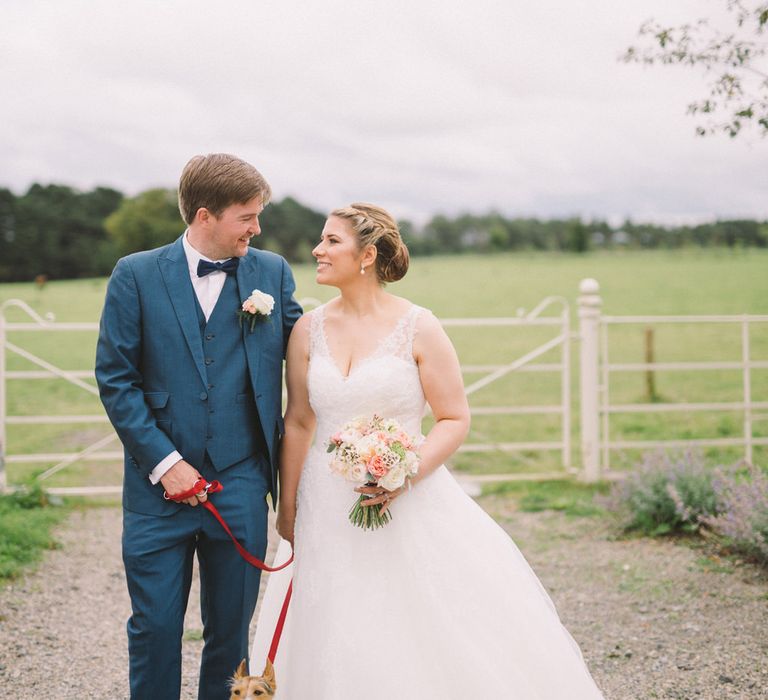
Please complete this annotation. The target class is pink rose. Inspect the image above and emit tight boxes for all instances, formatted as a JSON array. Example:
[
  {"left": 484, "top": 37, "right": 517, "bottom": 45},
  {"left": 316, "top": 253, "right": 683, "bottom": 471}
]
[
  {"left": 367, "top": 454, "right": 388, "bottom": 478},
  {"left": 242, "top": 300, "right": 258, "bottom": 314}
]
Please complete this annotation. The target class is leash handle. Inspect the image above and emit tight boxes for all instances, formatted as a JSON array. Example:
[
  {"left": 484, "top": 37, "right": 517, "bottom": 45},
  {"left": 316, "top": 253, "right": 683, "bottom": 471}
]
[
  {"left": 163, "top": 478, "right": 294, "bottom": 573},
  {"left": 163, "top": 477, "right": 219, "bottom": 502}
]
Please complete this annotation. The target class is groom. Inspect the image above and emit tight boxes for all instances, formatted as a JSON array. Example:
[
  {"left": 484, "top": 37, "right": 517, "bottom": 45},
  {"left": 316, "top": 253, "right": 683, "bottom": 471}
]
[{"left": 96, "top": 153, "right": 302, "bottom": 700}]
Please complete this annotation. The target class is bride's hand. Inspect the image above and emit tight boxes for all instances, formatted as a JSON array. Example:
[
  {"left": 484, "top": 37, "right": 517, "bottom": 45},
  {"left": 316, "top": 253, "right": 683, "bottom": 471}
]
[
  {"left": 356, "top": 484, "right": 407, "bottom": 517},
  {"left": 276, "top": 506, "right": 296, "bottom": 548}
]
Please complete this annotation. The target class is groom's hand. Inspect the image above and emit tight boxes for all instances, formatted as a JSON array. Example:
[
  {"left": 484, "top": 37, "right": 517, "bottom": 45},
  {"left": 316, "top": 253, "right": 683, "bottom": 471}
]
[{"left": 160, "top": 460, "right": 206, "bottom": 507}]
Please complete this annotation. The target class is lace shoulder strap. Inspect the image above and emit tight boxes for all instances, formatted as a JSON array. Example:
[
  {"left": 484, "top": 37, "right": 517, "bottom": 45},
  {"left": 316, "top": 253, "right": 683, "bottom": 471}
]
[
  {"left": 384, "top": 303, "right": 428, "bottom": 362},
  {"left": 308, "top": 304, "right": 329, "bottom": 359}
]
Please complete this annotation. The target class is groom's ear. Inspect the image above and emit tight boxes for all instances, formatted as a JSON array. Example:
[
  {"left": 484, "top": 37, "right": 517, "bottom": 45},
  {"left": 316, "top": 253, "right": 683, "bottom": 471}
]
[
  {"left": 195, "top": 207, "right": 213, "bottom": 226},
  {"left": 235, "top": 658, "right": 248, "bottom": 679}
]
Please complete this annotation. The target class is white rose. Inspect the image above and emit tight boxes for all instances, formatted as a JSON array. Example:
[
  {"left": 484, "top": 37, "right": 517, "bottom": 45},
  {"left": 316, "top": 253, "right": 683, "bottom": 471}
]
[
  {"left": 347, "top": 461, "right": 369, "bottom": 483},
  {"left": 404, "top": 451, "right": 420, "bottom": 476},
  {"left": 329, "top": 457, "right": 349, "bottom": 478},
  {"left": 378, "top": 464, "right": 406, "bottom": 491},
  {"left": 248, "top": 289, "right": 275, "bottom": 315},
  {"left": 358, "top": 433, "right": 383, "bottom": 454}
]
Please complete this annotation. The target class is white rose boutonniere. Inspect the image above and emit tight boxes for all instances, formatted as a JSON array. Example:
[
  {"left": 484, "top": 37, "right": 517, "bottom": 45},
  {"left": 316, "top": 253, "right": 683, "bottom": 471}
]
[{"left": 237, "top": 289, "right": 275, "bottom": 332}]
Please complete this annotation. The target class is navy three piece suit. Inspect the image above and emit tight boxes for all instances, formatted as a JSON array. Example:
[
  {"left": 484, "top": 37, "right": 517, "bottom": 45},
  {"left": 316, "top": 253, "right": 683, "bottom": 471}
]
[{"left": 95, "top": 234, "right": 302, "bottom": 699}]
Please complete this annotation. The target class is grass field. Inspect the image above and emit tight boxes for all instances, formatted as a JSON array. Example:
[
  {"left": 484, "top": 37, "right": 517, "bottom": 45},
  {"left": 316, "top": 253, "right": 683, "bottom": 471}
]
[{"left": 1, "top": 248, "right": 767, "bottom": 489}]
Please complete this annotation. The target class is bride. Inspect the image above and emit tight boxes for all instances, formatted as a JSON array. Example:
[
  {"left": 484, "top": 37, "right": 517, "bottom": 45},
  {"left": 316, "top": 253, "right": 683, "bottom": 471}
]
[{"left": 251, "top": 203, "right": 605, "bottom": 699}]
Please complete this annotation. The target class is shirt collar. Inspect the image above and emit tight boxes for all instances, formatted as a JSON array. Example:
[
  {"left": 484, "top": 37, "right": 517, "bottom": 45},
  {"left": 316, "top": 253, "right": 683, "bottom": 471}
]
[{"left": 183, "top": 230, "right": 231, "bottom": 275}]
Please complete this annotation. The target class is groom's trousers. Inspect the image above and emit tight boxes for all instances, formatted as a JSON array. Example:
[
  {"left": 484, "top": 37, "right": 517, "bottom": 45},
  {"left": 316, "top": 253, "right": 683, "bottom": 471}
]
[{"left": 122, "top": 453, "right": 269, "bottom": 700}]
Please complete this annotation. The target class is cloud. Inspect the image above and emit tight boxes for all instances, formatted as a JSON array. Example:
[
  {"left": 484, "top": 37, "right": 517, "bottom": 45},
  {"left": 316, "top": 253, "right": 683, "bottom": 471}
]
[{"left": 0, "top": 0, "right": 765, "bottom": 224}]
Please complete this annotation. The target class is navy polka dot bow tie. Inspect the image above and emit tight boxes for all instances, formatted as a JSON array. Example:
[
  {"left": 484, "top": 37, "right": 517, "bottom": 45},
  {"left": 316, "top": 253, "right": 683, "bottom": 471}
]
[{"left": 196, "top": 258, "right": 239, "bottom": 277}]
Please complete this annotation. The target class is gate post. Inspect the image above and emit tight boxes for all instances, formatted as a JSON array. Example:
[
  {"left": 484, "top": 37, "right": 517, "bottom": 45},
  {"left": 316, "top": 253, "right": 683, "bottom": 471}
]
[{"left": 578, "top": 279, "right": 602, "bottom": 481}]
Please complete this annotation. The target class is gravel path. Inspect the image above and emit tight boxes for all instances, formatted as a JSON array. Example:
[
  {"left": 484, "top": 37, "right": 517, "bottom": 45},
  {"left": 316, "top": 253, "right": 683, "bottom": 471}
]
[{"left": 1, "top": 497, "right": 766, "bottom": 699}]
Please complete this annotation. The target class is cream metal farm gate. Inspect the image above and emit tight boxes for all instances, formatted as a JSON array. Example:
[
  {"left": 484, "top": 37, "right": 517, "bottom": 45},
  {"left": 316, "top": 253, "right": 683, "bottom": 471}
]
[
  {"left": 2, "top": 280, "right": 765, "bottom": 495},
  {"left": 577, "top": 279, "right": 767, "bottom": 478},
  {"left": 0, "top": 299, "right": 121, "bottom": 496},
  {"left": 0, "top": 295, "right": 574, "bottom": 495}
]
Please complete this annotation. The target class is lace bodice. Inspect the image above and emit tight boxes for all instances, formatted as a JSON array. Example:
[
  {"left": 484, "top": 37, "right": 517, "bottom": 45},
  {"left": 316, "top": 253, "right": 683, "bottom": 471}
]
[{"left": 307, "top": 302, "right": 428, "bottom": 448}]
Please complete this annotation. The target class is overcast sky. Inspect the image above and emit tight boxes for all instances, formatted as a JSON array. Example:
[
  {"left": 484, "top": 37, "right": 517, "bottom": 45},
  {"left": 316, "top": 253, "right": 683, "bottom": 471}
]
[{"left": 1, "top": 0, "right": 766, "bottom": 225}]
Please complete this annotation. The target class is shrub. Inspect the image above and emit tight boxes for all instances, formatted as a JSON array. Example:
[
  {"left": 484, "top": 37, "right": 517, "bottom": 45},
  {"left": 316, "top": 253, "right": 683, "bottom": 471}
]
[
  {"left": 0, "top": 483, "right": 66, "bottom": 583},
  {"left": 702, "top": 463, "right": 768, "bottom": 564},
  {"left": 600, "top": 450, "right": 720, "bottom": 535}
]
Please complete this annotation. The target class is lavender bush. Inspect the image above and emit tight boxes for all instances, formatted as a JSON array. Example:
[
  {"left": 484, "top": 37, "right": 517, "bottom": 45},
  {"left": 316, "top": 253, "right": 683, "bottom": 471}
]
[
  {"left": 602, "top": 451, "right": 768, "bottom": 567},
  {"left": 702, "top": 463, "right": 768, "bottom": 564},
  {"left": 600, "top": 451, "right": 720, "bottom": 536}
]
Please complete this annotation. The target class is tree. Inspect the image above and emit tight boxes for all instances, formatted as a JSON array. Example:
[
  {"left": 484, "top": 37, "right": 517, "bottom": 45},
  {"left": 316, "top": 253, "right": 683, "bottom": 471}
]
[
  {"left": 565, "top": 219, "right": 590, "bottom": 253},
  {"left": 0, "top": 188, "right": 16, "bottom": 280},
  {"left": 105, "top": 188, "right": 183, "bottom": 256},
  {"left": 623, "top": 1, "right": 768, "bottom": 138},
  {"left": 0, "top": 184, "right": 122, "bottom": 281},
  {"left": 79, "top": 187, "right": 124, "bottom": 274},
  {"left": 257, "top": 196, "right": 326, "bottom": 262},
  {"left": 423, "top": 214, "right": 464, "bottom": 253}
]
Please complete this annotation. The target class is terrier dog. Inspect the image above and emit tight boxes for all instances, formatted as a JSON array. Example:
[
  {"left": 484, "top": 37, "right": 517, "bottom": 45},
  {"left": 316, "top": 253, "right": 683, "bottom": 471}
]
[{"left": 229, "top": 658, "right": 277, "bottom": 698}]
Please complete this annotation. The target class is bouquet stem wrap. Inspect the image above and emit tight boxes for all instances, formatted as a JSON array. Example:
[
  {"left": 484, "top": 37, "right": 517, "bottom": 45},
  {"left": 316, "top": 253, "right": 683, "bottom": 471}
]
[{"left": 349, "top": 486, "right": 392, "bottom": 529}]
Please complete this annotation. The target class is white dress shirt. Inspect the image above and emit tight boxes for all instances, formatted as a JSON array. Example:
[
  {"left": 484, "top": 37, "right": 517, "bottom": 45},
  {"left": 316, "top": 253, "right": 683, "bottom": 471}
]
[{"left": 148, "top": 231, "right": 235, "bottom": 485}]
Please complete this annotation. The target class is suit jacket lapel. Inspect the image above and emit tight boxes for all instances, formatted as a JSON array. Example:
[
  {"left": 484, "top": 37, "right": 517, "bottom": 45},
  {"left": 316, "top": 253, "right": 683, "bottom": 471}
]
[
  {"left": 158, "top": 236, "right": 208, "bottom": 388},
  {"left": 236, "top": 252, "right": 262, "bottom": 390}
]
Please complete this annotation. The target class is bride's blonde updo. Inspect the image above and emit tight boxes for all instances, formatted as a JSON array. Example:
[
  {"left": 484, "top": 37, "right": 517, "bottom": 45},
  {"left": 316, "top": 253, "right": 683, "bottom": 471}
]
[{"left": 330, "top": 203, "right": 410, "bottom": 283}]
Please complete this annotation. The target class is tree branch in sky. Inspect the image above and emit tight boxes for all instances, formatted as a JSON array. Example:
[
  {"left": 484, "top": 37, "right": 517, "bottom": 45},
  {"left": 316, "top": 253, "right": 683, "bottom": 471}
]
[{"left": 623, "top": 1, "right": 768, "bottom": 138}]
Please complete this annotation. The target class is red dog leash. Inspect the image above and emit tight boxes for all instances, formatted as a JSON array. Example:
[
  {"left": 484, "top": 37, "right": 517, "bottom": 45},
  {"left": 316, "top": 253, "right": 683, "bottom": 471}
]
[
  {"left": 268, "top": 579, "right": 293, "bottom": 664},
  {"left": 164, "top": 478, "right": 293, "bottom": 662}
]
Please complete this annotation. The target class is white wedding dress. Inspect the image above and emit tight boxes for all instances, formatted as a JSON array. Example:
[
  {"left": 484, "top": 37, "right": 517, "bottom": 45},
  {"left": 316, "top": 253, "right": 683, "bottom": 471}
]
[{"left": 251, "top": 303, "right": 605, "bottom": 699}]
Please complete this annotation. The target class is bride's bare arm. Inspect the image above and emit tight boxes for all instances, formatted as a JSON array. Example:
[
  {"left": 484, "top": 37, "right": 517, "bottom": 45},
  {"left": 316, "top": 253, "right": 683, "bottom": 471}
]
[
  {"left": 360, "top": 310, "right": 470, "bottom": 510},
  {"left": 277, "top": 314, "right": 316, "bottom": 545},
  {"left": 412, "top": 311, "right": 470, "bottom": 483}
]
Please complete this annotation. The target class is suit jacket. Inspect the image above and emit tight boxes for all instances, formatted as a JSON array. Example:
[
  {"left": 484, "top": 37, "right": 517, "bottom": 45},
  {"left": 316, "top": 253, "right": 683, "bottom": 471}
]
[{"left": 95, "top": 234, "right": 302, "bottom": 515}]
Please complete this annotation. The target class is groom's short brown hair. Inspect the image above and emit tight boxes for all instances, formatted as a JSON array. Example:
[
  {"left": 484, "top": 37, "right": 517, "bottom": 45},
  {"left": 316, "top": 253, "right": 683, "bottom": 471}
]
[{"left": 178, "top": 153, "right": 272, "bottom": 225}]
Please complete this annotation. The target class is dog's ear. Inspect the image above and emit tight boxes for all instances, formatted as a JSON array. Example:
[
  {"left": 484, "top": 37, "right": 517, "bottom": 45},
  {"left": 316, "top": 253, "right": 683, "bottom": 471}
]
[
  {"left": 262, "top": 658, "right": 276, "bottom": 686},
  {"left": 234, "top": 658, "right": 248, "bottom": 679}
]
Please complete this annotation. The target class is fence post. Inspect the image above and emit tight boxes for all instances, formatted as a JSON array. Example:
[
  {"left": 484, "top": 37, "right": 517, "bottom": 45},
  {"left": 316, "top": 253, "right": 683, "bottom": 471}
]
[
  {"left": 0, "top": 305, "right": 6, "bottom": 492},
  {"left": 742, "top": 316, "right": 753, "bottom": 465},
  {"left": 578, "top": 278, "right": 602, "bottom": 481}
]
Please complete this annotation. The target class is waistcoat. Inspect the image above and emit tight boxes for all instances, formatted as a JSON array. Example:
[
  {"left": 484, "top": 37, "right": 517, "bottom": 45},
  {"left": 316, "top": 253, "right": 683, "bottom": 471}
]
[{"left": 194, "top": 273, "right": 266, "bottom": 469}]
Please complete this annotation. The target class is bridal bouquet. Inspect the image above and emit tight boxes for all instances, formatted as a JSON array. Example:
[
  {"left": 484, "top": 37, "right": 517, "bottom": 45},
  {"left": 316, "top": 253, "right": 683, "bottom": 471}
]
[{"left": 327, "top": 415, "right": 420, "bottom": 530}]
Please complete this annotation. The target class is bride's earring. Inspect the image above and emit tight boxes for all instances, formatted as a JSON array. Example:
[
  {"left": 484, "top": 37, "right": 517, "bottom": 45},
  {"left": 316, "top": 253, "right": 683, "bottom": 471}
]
[{"left": 360, "top": 265, "right": 365, "bottom": 275}]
